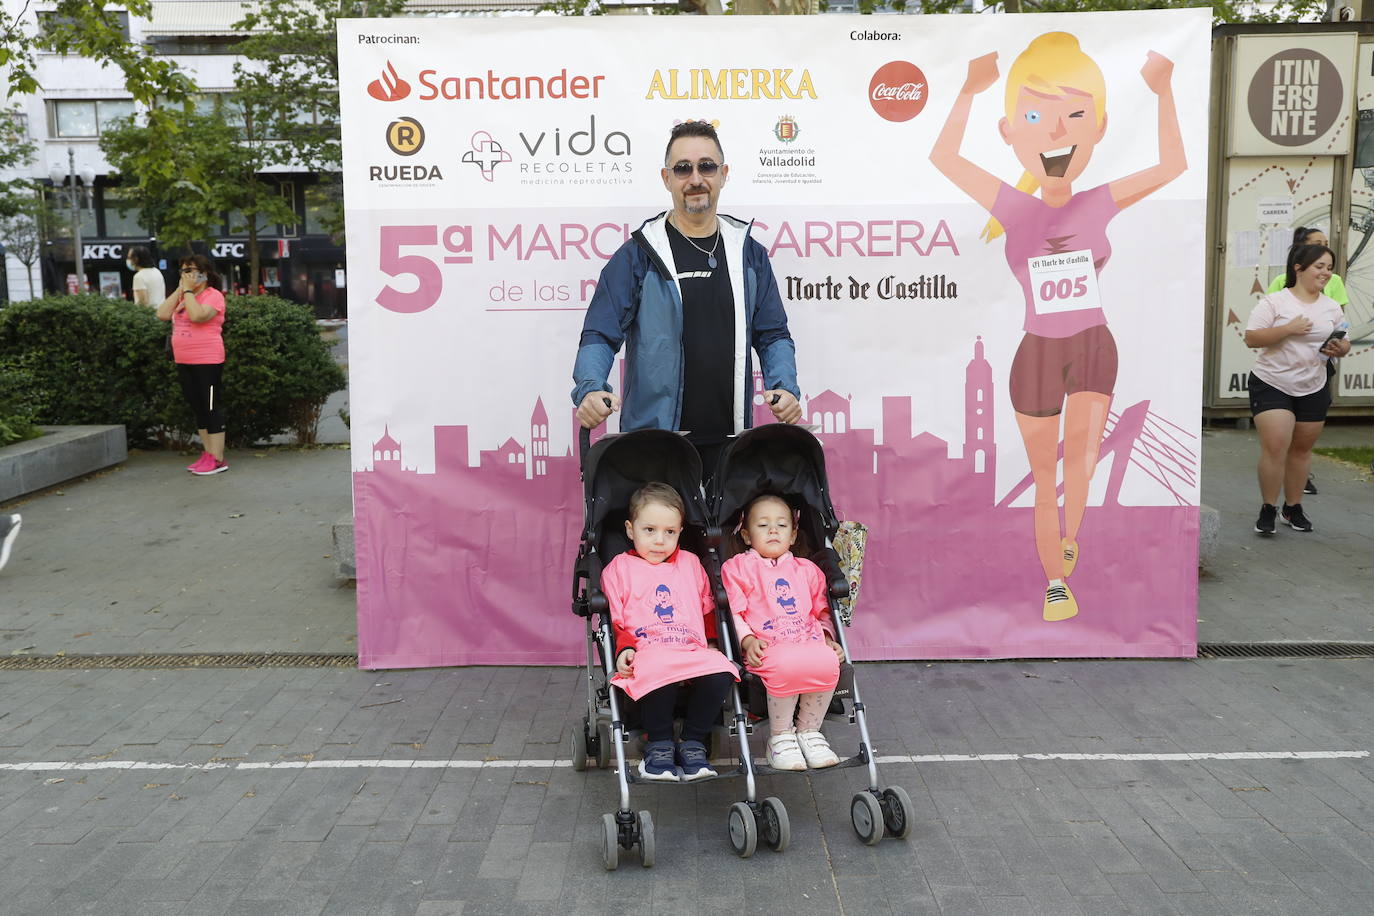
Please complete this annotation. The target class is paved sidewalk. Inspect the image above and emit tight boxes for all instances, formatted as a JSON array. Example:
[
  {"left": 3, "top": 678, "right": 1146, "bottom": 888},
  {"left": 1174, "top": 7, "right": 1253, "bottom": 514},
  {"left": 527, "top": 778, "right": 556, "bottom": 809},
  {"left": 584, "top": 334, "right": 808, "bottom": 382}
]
[
  {"left": 1199, "top": 422, "right": 1374, "bottom": 644},
  {"left": 0, "top": 447, "right": 357, "bottom": 657},
  {"left": 0, "top": 417, "right": 1372, "bottom": 914},
  {"left": 3, "top": 658, "right": 1374, "bottom": 914}
]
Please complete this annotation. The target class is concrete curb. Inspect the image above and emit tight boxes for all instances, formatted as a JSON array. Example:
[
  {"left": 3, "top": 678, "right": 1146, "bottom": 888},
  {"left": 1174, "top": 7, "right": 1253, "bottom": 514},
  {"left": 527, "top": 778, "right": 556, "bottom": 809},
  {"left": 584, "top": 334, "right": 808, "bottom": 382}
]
[
  {"left": 333, "top": 514, "right": 356, "bottom": 580},
  {"left": 0, "top": 425, "right": 127, "bottom": 503}
]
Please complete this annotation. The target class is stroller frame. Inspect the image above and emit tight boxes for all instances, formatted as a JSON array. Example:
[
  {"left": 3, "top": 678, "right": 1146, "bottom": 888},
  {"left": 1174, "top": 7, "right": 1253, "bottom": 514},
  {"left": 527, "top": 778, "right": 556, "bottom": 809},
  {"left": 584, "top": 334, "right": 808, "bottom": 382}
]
[
  {"left": 570, "top": 428, "right": 788, "bottom": 869},
  {"left": 570, "top": 424, "right": 913, "bottom": 868},
  {"left": 707, "top": 423, "right": 913, "bottom": 848}
]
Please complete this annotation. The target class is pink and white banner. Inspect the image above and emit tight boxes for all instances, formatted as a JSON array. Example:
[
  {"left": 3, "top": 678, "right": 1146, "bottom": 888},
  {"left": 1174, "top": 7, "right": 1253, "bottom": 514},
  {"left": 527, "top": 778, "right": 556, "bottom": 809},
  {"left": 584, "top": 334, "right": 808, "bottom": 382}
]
[{"left": 338, "top": 10, "right": 1210, "bottom": 668}]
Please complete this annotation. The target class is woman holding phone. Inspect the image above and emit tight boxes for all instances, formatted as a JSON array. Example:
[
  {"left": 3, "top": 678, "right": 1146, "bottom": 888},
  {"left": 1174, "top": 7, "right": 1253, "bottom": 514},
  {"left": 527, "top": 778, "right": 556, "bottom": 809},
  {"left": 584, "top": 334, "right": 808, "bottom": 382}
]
[
  {"left": 1244, "top": 244, "right": 1351, "bottom": 535},
  {"left": 157, "top": 254, "right": 229, "bottom": 475}
]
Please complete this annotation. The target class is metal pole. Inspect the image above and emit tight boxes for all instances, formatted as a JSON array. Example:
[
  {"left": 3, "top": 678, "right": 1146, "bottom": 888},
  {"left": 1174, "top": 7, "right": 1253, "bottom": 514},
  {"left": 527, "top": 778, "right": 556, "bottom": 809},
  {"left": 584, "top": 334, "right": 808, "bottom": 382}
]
[{"left": 69, "top": 147, "right": 84, "bottom": 292}]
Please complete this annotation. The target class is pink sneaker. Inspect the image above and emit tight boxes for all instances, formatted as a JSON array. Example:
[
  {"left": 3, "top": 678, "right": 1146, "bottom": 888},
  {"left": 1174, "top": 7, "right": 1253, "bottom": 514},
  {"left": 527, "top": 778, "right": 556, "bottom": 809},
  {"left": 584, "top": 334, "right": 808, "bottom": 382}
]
[
  {"left": 191, "top": 458, "right": 229, "bottom": 476},
  {"left": 187, "top": 452, "right": 212, "bottom": 472}
]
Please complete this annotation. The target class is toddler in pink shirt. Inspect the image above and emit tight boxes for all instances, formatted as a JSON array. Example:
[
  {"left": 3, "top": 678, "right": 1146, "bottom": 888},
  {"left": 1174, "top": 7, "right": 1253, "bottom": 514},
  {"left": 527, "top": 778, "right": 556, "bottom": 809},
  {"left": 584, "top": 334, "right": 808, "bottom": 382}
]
[
  {"left": 722, "top": 494, "right": 845, "bottom": 772},
  {"left": 603, "top": 483, "right": 737, "bottom": 782}
]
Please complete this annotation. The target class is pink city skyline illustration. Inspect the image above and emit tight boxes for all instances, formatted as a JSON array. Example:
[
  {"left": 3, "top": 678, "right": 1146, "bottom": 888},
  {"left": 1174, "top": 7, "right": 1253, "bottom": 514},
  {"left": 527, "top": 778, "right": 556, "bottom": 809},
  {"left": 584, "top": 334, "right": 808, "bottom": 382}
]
[{"left": 352, "top": 338, "right": 1199, "bottom": 669}]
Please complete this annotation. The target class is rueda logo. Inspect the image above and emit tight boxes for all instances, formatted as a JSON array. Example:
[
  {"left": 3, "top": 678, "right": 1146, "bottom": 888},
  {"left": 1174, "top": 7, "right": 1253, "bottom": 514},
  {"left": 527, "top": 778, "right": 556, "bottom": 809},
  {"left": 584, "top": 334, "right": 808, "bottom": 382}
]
[
  {"left": 868, "top": 61, "right": 928, "bottom": 122},
  {"left": 368, "top": 61, "right": 411, "bottom": 102},
  {"left": 386, "top": 117, "right": 424, "bottom": 155}
]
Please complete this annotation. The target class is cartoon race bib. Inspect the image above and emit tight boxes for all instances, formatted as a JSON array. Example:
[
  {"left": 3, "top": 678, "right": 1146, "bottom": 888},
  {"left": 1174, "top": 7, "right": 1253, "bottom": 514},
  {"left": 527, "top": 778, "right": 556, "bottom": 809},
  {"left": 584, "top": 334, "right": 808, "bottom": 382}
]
[{"left": 1027, "top": 249, "right": 1102, "bottom": 316}]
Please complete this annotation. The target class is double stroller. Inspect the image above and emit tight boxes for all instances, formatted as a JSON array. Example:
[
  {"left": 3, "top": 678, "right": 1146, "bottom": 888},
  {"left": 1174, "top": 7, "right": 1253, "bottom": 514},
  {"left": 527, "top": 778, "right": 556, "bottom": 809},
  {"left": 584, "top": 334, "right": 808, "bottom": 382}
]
[{"left": 570, "top": 423, "right": 913, "bottom": 869}]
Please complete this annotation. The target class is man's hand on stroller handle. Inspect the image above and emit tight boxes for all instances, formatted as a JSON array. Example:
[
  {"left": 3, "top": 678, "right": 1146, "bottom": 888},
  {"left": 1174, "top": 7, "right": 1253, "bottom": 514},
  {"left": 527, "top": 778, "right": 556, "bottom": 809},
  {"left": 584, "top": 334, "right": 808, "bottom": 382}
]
[
  {"left": 615, "top": 647, "right": 636, "bottom": 676},
  {"left": 765, "top": 390, "right": 802, "bottom": 425},
  {"left": 578, "top": 391, "right": 620, "bottom": 429}
]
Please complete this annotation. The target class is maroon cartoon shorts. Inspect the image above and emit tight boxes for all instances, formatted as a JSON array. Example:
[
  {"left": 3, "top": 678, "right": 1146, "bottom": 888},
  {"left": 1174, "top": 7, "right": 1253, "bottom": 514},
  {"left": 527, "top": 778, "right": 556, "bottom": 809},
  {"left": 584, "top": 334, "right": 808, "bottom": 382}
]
[{"left": 1009, "top": 325, "right": 1118, "bottom": 418}]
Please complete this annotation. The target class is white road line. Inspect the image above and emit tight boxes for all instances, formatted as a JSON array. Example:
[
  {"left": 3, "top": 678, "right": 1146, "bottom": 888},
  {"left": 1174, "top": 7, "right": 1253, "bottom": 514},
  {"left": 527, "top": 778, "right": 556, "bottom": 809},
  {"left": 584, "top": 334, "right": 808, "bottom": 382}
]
[{"left": 0, "top": 750, "right": 1365, "bottom": 774}]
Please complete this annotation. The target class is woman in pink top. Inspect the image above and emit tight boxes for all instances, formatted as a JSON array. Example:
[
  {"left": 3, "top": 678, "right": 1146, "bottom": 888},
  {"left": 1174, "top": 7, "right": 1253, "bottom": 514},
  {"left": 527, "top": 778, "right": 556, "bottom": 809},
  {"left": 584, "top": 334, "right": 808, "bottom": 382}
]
[
  {"left": 1244, "top": 244, "right": 1351, "bottom": 536},
  {"left": 931, "top": 32, "right": 1186, "bottom": 622},
  {"left": 157, "top": 254, "right": 229, "bottom": 476},
  {"left": 722, "top": 495, "right": 844, "bottom": 773},
  {"left": 603, "top": 483, "right": 737, "bottom": 783}
]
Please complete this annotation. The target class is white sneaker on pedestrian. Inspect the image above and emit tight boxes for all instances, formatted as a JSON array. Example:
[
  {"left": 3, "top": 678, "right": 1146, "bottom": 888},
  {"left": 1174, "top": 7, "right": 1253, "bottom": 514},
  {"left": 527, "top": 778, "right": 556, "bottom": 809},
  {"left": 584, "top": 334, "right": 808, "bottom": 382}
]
[
  {"left": 765, "top": 732, "right": 806, "bottom": 771},
  {"left": 0, "top": 513, "right": 20, "bottom": 572},
  {"left": 796, "top": 730, "right": 840, "bottom": 768}
]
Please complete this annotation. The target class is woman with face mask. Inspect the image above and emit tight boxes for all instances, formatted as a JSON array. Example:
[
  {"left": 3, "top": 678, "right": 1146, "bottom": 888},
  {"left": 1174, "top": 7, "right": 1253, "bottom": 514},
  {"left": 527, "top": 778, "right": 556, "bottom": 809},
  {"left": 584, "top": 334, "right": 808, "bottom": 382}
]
[
  {"left": 127, "top": 246, "right": 165, "bottom": 307},
  {"left": 157, "top": 254, "right": 229, "bottom": 475}
]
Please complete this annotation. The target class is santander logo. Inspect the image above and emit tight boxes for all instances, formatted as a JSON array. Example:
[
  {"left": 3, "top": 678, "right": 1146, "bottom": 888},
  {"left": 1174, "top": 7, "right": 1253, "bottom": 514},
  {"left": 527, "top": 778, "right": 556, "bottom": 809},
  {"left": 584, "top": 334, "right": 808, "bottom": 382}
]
[
  {"left": 868, "top": 61, "right": 928, "bottom": 122},
  {"left": 367, "top": 61, "right": 411, "bottom": 102}
]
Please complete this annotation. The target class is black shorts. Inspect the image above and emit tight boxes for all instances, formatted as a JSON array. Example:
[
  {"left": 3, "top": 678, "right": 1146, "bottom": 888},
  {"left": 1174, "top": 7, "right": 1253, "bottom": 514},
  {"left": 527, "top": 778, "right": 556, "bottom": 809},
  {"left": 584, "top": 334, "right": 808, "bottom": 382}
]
[{"left": 1247, "top": 372, "right": 1331, "bottom": 423}]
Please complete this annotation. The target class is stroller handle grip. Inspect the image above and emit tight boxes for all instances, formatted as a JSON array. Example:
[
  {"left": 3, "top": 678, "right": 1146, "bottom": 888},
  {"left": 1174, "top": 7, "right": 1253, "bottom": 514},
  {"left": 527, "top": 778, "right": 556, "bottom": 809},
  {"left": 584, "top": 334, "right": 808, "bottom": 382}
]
[{"left": 577, "top": 398, "right": 615, "bottom": 472}]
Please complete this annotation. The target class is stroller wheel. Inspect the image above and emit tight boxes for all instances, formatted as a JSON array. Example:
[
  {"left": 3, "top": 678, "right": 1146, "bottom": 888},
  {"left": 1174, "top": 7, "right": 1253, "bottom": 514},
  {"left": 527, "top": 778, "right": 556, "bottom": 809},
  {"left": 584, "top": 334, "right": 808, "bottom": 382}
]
[
  {"left": 595, "top": 721, "right": 612, "bottom": 769},
  {"left": 601, "top": 813, "right": 619, "bottom": 871},
  {"left": 880, "top": 786, "right": 914, "bottom": 840},
  {"left": 850, "top": 791, "right": 884, "bottom": 846},
  {"left": 727, "top": 801, "right": 758, "bottom": 858},
  {"left": 570, "top": 721, "right": 589, "bottom": 772},
  {"left": 760, "top": 796, "right": 790, "bottom": 852},
  {"left": 637, "top": 810, "right": 655, "bottom": 868}
]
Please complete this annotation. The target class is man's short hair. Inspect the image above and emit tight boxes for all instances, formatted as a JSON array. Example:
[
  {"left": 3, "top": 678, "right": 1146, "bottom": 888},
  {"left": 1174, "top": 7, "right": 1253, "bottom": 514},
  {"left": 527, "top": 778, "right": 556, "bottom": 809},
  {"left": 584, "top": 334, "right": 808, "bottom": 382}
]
[{"left": 664, "top": 120, "right": 724, "bottom": 165}]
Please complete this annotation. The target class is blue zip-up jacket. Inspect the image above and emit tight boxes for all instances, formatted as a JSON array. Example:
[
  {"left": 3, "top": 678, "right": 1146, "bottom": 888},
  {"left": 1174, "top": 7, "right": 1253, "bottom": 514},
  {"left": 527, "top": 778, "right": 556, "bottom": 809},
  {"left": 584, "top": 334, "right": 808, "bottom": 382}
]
[{"left": 571, "top": 211, "right": 799, "bottom": 433}]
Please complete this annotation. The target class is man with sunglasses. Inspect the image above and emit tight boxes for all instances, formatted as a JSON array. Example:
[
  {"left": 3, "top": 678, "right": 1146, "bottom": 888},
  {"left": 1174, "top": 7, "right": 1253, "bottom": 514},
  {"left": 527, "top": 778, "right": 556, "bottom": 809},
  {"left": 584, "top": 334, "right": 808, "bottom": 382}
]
[{"left": 572, "top": 120, "right": 802, "bottom": 481}]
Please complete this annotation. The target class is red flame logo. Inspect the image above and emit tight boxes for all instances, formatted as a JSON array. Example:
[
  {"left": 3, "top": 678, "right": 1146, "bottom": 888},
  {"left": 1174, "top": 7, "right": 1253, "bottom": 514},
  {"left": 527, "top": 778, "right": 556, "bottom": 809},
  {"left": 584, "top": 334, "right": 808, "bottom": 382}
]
[{"left": 367, "top": 61, "right": 411, "bottom": 102}]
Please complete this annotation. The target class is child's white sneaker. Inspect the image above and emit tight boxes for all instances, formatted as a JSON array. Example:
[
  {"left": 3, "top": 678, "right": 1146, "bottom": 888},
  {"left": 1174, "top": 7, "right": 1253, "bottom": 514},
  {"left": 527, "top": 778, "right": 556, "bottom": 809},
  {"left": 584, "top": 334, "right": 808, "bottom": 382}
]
[
  {"left": 765, "top": 732, "right": 806, "bottom": 771},
  {"left": 797, "top": 730, "right": 840, "bottom": 768}
]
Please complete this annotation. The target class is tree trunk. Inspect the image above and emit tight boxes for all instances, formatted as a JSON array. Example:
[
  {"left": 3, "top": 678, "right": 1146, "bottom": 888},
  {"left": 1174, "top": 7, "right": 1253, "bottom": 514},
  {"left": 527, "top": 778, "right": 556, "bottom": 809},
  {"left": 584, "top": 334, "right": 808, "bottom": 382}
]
[
  {"left": 23, "top": 262, "right": 33, "bottom": 299},
  {"left": 248, "top": 218, "right": 260, "bottom": 294}
]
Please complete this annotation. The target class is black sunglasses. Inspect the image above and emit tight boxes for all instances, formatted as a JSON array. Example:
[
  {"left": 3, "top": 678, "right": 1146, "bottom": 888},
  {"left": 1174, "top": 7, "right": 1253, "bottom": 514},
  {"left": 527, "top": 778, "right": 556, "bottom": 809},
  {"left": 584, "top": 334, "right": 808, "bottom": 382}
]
[
  {"left": 670, "top": 159, "right": 720, "bottom": 178},
  {"left": 180, "top": 267, "right": 201, "bottom": 273}
]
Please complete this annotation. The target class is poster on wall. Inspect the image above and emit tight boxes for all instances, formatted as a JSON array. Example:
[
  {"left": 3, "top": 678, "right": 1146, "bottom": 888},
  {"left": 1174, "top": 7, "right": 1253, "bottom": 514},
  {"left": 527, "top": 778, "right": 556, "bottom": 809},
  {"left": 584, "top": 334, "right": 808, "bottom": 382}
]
[
  {"left": 99, "top": 271, "right": 122, "bottom": 298},
  {"left": 1229, "top": 32, "right": 1357, "bottom": 157},
  {"left": 339, "top": 9, "right": 1210, "bottom": 668}
]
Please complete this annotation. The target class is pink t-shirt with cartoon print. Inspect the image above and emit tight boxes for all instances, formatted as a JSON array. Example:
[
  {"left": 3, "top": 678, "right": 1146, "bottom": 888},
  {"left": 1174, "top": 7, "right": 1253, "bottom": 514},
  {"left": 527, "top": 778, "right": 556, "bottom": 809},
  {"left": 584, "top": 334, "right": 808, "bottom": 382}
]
[
  {"left": 602, "top": 548, "right": 737, "bottom": 701},
  {"left": 721, "top": 549, "right": 838, "bottom": 697}
]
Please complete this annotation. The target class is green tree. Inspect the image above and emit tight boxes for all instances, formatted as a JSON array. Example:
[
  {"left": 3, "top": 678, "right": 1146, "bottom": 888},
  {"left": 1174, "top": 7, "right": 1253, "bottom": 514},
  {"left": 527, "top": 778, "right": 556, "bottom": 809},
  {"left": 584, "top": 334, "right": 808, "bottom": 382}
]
[
  {"left": 0, "top": 105, "right": 36, "bottom": 215},
  {"left": 100, "top": 103, "right": 296, "bottom": 286},
  {"left": 0, "top": 194, "right": 53, "bottom": 298},
  {"left": 217, "top": 98, "right": 299, "bottom": 291},
  {"left": 231, "top": 0, "right": 407, "bottom": 237},
  {"left": 0, "top": 0, "right": 193, "bottom": 102},
  {"left": 98, "top": 108, "right": 230, "bottom": 254}
]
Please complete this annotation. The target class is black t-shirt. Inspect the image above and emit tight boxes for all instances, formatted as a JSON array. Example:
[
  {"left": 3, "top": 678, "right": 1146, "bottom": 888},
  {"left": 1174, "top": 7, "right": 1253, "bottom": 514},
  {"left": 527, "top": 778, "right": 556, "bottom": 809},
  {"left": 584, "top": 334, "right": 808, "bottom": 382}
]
[{"left": 666, "top": 220, "right": 734, "bottom": 444}]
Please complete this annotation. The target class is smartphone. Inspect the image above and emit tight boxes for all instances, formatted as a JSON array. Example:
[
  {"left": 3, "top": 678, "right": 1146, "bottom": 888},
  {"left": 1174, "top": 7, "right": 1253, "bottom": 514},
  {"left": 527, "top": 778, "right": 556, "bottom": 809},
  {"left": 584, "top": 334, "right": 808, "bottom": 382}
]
[{"left": 1323, "top": 329, "right": 1347, "bottom": 345}]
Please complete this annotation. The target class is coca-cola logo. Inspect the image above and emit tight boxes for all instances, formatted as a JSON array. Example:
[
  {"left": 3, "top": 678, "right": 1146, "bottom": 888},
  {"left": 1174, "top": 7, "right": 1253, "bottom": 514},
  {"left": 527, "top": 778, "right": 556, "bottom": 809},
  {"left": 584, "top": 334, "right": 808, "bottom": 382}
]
[
  {"left": 869, "top": 61, "right": 928, "bottom": 122},
  {"left": 368, "top": 61, "right": 411, "bottom": 102}
]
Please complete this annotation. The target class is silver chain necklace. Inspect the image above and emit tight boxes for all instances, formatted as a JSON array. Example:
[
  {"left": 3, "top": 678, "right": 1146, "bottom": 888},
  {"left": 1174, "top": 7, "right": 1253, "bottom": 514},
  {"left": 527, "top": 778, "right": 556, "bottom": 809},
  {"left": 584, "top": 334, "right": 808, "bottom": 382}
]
[{"left": 674, "top": 219, "right": 720, "bottom": 268}]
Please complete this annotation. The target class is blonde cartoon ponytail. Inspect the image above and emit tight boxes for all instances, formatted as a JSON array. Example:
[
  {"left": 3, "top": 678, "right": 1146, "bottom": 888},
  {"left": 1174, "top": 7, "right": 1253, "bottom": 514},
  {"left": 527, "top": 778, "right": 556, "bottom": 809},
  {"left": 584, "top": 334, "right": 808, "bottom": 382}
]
[{"left": 980, "top": 32, "right": 1107, "bottom": 243}]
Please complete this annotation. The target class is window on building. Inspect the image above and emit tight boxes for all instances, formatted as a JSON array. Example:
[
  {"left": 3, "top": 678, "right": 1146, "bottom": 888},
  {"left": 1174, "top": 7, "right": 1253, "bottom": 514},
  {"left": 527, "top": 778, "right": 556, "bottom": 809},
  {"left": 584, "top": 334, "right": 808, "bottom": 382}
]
[
  {"left": 51, "top": 99, "right": 136, "bottom": 138},
  {"left": 101, "top": 188, "right": 147, "bottom": 238},
  {"left": 147, "top": 35, "right": 243, "bottom": 56},
  {"left": 303, "top": 182, "right": 336, "bottom": 237},
  {"left": 39, "top": 10, "right": 129, "bottom": 41}
]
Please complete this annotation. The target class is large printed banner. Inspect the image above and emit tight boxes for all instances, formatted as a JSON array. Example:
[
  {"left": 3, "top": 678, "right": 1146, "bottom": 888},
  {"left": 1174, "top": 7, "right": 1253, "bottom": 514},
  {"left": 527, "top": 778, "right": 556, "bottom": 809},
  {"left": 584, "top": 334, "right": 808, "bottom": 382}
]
[{"left": 339, "top": 10, "right": 1209, "bottom": 668}]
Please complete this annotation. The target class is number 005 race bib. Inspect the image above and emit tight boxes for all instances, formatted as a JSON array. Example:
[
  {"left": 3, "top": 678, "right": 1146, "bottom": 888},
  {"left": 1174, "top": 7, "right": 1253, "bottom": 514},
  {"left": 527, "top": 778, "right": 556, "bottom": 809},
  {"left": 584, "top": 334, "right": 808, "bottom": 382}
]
[{"left": 1027, "top": 249, "right": 1102, "bottom": 316}]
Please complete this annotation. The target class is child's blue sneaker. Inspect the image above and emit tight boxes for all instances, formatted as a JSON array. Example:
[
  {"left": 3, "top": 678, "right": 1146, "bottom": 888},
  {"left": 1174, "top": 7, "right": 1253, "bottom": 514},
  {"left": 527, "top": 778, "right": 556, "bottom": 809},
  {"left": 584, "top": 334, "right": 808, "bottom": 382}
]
[
  {"left": 676, "top": 740, "right": 716, "bottom": 781},
  {"left": 638, "top": 740, "right": 681, "bottom": 782}
]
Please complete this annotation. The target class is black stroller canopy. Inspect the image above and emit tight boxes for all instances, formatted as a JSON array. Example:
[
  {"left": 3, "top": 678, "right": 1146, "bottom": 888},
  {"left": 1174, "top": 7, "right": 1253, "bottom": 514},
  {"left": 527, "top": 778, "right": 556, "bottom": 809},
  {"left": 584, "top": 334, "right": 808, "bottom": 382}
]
[
  {"left": 711, "top": 424, "right": 837, "bottom": 532},
  {"left": 583, "top": 429, "right": 708, "bottom": 536}
]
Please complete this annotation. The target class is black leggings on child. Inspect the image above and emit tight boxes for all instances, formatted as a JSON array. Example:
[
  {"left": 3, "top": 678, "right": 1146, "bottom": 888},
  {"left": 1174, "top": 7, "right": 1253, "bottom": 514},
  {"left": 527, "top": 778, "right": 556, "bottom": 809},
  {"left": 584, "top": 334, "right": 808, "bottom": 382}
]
[{"left": 635, "top": 672, "right": 734, "bottom": 743}]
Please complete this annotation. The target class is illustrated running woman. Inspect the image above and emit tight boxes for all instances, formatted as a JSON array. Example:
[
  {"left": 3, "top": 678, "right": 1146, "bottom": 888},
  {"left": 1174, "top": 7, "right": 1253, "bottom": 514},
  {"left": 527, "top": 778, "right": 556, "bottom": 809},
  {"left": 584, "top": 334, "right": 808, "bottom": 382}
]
[{"left": 930, "top": 32, "right": 1185, "bottom": 621}]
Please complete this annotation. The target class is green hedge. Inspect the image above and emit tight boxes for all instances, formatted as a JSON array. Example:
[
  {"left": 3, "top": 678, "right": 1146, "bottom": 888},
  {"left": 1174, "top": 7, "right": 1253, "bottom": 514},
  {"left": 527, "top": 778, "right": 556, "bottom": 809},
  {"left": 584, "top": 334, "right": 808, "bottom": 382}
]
[
  {"left": 0, "top": 294, "right": 346, "bottom": 448},
  {"left": 0, "top": 360, "right": 41, "bottom": 448}
]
